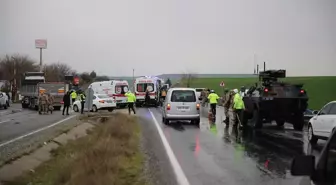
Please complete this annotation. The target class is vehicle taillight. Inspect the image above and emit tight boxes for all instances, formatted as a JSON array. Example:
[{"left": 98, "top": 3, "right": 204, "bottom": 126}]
[
  {"left": 300, "top": 89, "right": 305, "bottom": 94},
  {"left": 167, "top": 103, "right": 171, "bottom": 110},
  {"left": 60, "top": 101, "right": 64, "bottom": 104},
  {"left": 264, "top": 88, "right": 269, "bottom": 92},
  {"left": 99, "top": 100, "right": 105, "bottom": 103},
  {"left": 196, "top": 103, "right": 200, "bottom": 110}
]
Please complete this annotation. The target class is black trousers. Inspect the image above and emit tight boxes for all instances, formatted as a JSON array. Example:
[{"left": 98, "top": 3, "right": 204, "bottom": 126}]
[
  {"left": 210, "top": 103, "right": 216, "bottom": 116},
  {"left": 235, "top": 109, "right": 244, "bottom": 126},
  {"left": 63, "top": 105, "right": 69, "bottom": 115},
  {"left": 128, "top": 102, "right": 136, "bottom": 114},
  {"left": 72, "top": 98, "right": 76, "bottom": 104},
  {"left": 81, "top": 101, "right": 85, "bottom": 114}
]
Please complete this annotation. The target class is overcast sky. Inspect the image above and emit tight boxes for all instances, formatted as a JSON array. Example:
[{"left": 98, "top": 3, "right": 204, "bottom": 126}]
[{"left": 1, "top": 0, "right": 335, "bottom": 76}]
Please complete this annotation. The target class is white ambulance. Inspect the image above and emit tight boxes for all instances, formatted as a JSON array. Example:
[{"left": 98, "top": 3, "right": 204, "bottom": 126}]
[
  {"left": 134, "top": 76, "right": 161, "bottom": 107},
  {"left": 89, "top": 80, "right": 129, "bottom": 108}
]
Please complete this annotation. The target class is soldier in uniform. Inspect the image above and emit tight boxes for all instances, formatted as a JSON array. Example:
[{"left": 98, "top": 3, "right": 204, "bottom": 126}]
[
  {"left": 222, "top": 88, "right": 230, "bottom": 124},
  {"left": 228, "top": 89, "right": 237, "bottom": 127},
  {"left": 42, "top": 92, "right": 49, "bottom": 114},
  {"left": 203, "top": 88, "right": 210, "bottom": 107},
  {"left": 200, "top": 88, "right": 206, "bottom": 106},
  {"left": 47, "top": 93, "right": 54, "bottom": 114},
  {"left": 38, "top": 92, "right": 43, "bottom": 114}
]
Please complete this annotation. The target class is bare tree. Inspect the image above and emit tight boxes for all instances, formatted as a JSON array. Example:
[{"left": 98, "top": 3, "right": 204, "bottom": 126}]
[
  {"left": 181, "top": 72, "right": 197, "bottom": 87},
  {"left": 44, "top": 62, "right": 75, "bottom": 82}
]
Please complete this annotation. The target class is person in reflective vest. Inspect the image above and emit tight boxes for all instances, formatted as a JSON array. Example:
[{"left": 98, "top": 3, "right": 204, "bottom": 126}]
[
  {"left": 207, "top": 90, "right": 220, "bottom": 116},
  {"left": 125, "top": 90, "right": 136, "bottom": 115},
  {"left": 79, "top": 92, "right": 86, "bottom": 114},
  {"left": 71, "top": 91, "right": 77, "bottom": 104},
  {"left": 233, "top": 89, "right": 245, "bottom": 128}
]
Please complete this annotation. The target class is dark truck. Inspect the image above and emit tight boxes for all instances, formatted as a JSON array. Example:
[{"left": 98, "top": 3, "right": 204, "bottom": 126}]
[{"left": 242, "top": 69, "right": 308, "bottom": 131}]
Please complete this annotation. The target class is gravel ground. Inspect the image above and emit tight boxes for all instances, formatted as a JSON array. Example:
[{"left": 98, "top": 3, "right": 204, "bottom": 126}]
[
  {"left": 0, "top": 116, "right": 81, "bottom": 167},
  {"left": 137, "top": 114, "right": 177, "bottom": 185}
]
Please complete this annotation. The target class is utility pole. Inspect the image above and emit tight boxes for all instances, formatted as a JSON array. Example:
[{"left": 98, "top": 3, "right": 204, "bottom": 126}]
[{"left": 39, "top": 48, "right": 43, "bottom": 72}]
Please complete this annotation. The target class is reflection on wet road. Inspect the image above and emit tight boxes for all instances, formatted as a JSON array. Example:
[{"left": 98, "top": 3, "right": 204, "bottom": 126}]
[{"left": 138, "top": 106, "right": 326, "bottom": 185}]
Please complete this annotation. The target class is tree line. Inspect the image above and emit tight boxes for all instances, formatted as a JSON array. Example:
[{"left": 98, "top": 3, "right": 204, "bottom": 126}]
[{"left": 0, "top": 54, "right": 110, "bottom": 93}]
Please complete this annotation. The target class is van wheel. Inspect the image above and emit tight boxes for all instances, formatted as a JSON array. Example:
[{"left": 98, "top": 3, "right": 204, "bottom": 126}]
[
  {"left": 3, "top": 104, "right": 8, "bottom": 109},
  {"left": 192, "top": 119, "right": 200, "bottom": 128},
  {"left": 108, "top": 108, "right": 114, "bottom": 112},
  {"left": 164, "top": 118, "right": 170, "bottom": 125},
  {"left": 73, "top": 105, "right": 79, "bottom": 112},
  {"left": 92, "top": 105, "right": 98, "bottom": 112}
]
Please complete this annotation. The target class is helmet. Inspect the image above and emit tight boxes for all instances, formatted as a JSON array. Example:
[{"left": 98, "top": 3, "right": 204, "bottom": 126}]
[{"left": 210, "top": 90, "right": 215, "bottom": 93}]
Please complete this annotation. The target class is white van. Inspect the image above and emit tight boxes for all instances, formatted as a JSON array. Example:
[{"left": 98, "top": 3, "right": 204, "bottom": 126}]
[
  {"left": 89, "top": 80, "right": 129, "bottom": 108},
  {"left": 134, "top": 76, "right": 161, "bottom": 106},
  {"left": 162, "top": 88, "right": 201, "bottom": 126}
]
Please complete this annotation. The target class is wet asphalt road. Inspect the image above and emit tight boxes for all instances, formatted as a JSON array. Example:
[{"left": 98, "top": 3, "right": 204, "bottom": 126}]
[
  {"left": 0, "top": 104, "right": 72, "bottom": 143},
  {"left": 136, "top": 106, "right": 325, "bottom": 185}
]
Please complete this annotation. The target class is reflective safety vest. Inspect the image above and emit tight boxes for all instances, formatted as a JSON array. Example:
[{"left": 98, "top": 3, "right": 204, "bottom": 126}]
[
  {"left": 207, "top": 93, "right": 220, "bottom": 104},
  {"left": 233, "top": 93, "right": 245, "bottom": 109},
  {"left": 125, "top": 92, "right": 136, "bottom": 103},
  {"left": 80, "top": 94, "right": 86, "bottom": 102},
  {"left": 71, "top": 91, "right": 77, "bottom": 99}
]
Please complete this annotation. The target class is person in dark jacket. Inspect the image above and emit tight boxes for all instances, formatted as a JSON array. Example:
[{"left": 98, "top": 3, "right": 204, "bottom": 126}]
[{"left": 62, "top": 91, "right": 71, "bottom": 115}]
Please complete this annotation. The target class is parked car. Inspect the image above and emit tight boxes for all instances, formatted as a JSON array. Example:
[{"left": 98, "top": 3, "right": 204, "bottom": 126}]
[
  {"left": 162, "top": 88, "right": 201, "bottom": 126},
  {"left": 0, "top": 92, "right": 9, "bottom": 109},
  {"left": 308, "top": 101, "right": 336, "bottom": 144},
  {"left": 291, "top": 129, "right": 336, "bottom": 185},
  {"left": 73, "top": 94, "right": 116, "bottom": 112}
]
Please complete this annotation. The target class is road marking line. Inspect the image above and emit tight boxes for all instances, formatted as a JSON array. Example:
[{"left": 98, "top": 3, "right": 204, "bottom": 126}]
[
  {"left": 0, "top": 119, "right": 10, "bottom": 124},
  {"left": 148, "top": 109, "right": 190, "bottom": 185},
  {"left": 0, "top": 115, "right": 76, "bottom": 148}
]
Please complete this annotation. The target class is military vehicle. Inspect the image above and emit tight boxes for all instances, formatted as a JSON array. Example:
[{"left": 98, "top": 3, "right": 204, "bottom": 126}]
[{"left": 242, "top": 69, "right": 308, "bottom": 130}]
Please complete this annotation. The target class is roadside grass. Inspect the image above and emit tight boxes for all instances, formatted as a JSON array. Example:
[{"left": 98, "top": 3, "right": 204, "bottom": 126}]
[
  {"left": 4, "top": 113, "right": 147, "bottom": 185},
  {"left": 188, "top": 76, "right": 336, "bottom": 109}
]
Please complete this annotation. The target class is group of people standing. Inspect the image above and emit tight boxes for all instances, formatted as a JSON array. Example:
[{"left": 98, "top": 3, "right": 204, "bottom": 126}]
[
  {"left": 38, "top": 92, "right": 54, "bottom": 114},
  {"left": 200, "top": 87, "right": 246, "bottom": 129}
]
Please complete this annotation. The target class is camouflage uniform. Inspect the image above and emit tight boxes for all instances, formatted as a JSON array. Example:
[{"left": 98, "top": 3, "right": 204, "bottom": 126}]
[
  {"left": 38, "top": 93, "right": 47, "bottom": 114},
  {"left": 223, "top": 91, "right": 231, "bottom": 123},
  {"left": 203, "top": 90, "right": 209, "bottom": 107},
  {"left": 200, "top": 90, "right": 206, "bottom": 106},
  {"left": 228, "top": 91, "right": 237, "bottom": 126},
  {"left": 47, "top": 94, "right": 54, "bottom": 114}
]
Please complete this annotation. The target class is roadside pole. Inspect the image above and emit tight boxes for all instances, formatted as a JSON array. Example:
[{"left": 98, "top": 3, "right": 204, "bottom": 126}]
[
  {"left": 220, "top": 81, "right": 225, "bottom": 96},
  {"left": 35, "top": 39, "right": 47, "bottom": 72}
]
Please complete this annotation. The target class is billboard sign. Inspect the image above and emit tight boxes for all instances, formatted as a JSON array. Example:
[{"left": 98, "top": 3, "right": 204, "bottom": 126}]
[{"left": 35, "top": 39, "right": 47, "bottom": 49}]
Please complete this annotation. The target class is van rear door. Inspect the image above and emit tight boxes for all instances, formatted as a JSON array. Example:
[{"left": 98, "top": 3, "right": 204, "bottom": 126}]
[{"left": 169, "top": 89, "right": 198, "bottom": 115}]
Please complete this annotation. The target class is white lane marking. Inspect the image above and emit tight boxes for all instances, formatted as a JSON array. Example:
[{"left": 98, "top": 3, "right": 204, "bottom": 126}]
[
  {"left": 148, "top": 109, "right": 190, "bottom": 185},
  {"left": 0, "top": 115, "right": 76, "bottom": 148},
  {"left": 0, "top": 119, "right": 10, "bottom": 124}
]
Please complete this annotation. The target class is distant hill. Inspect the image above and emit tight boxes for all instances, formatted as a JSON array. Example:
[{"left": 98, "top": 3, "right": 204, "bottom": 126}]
[
  {"left": 109, "top": 74, "right": 256, "bottom": 81},
  {"left": 156, "top": 73, "right": 256, "bottom": 80}
]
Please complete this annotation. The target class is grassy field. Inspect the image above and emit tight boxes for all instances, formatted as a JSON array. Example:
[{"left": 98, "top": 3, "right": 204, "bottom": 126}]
[
  {"left": 189, "top": 76, "right": 336, "bottom": 110},
  {"left": 6, "top": 113, "right": 147, "bottom": 185}
]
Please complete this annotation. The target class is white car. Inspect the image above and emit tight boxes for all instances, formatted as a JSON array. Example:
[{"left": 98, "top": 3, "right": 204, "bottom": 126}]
[
  {"left": 308, "top": 100, "right": 336, "bottom": 144},
  {"left": 73, "top": 94, "right": 116, "bottom": 112},
  {"left": 0, "top": 92, "right": 9, "bottom": 109}
]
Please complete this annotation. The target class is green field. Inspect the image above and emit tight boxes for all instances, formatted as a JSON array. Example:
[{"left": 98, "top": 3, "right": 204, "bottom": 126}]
[{"left": 189, "top": 76, "right": 336, "bottom": 110}]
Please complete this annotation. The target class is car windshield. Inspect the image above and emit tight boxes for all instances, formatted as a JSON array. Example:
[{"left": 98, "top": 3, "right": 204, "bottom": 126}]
[
  {"left": 97, "top": 95, "right": 110, "bottom": 99},
  {"left": 171, "top": 90, "right": 196, "bottom": 102}
]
